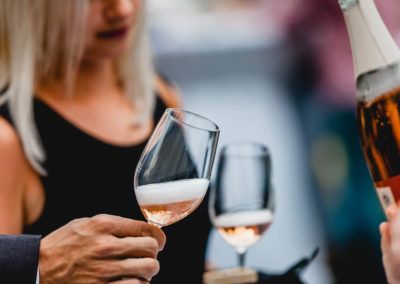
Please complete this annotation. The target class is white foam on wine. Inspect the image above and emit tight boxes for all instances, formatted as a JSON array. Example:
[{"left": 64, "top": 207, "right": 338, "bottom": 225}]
[
  {"left": 136, "top": 178, "right": 209, "bottom": 205},
  {"left": 213, "top": 210, "right": 274, "bottom": 228}
]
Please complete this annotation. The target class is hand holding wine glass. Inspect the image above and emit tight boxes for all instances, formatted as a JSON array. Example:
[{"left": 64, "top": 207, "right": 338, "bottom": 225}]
[{"left": 134, "top": 108, "right": 219, "bottom": 228}]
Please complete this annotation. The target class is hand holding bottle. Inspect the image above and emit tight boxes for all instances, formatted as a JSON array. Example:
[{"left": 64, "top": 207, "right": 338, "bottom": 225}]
[{"left": 380, "top": 205, "right": 400, "bottom": 284}]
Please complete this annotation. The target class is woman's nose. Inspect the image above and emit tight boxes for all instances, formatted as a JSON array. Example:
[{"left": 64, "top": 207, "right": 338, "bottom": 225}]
[{"left": 104, "top": 0, "right": 136, "bottom": 22}]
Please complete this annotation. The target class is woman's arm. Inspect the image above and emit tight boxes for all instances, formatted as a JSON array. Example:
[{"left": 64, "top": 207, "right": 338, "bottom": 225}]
[{"left": 0, "top": 117, "right": 28, "bottom": 234}]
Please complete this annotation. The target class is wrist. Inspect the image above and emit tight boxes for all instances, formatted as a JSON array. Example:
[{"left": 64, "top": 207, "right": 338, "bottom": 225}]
[
  {"left": 38, "top": 238, "right": 49, "bottom": 284},
  {"left": 36, "top": 267, "right": 40, "bottom": 284}
]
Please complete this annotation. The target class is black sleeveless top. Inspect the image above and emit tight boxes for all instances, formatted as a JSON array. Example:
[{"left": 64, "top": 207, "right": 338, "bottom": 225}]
[{"left": 0, "top": 95, "right": 210, "bottom": 284}]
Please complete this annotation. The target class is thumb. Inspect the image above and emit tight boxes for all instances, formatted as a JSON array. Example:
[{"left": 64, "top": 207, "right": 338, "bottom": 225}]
[{"left": 380, "top": 222, "right": 391, "bottom": 255}]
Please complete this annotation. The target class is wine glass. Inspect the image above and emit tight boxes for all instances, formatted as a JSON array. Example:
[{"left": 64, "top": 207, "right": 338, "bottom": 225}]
[
  {"left": 134, "top": 108, "right": 219, "bottom": 228},
  {"left": 209, "top": 142, "right": 274, "bottom": 268}
]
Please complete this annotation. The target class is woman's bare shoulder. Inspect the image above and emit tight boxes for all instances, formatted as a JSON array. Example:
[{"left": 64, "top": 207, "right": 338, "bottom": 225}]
[
  {"left": 0, "top": 116, "right": 23, "bottom": 153},
  {"left": 155, "top": 75, "right": 182, "bottom": 108},
  {"left": 0, "top": 116, "right": 30, "bottom": 188}
]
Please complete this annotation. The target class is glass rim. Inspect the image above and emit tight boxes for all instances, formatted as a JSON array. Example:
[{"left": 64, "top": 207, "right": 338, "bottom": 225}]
[
  {"left": 221, "top": 141, "right": 270, "bottom": 158},
  {"left": 166, "top": 108, "right": 220, "bottom": 133}
]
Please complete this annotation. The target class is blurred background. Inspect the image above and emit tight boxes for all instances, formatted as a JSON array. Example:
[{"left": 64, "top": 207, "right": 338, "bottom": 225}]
[{"left": 148, "top": 1, "right": 400, "bottom": 283}]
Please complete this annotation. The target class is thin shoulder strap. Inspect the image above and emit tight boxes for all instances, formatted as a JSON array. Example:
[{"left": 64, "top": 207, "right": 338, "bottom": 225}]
[
  {"left": 154, "top": 92, "right": 167, "bottom": 123},
  {"left": 0, "top": 102, "right": 12, "bottom": 125}
]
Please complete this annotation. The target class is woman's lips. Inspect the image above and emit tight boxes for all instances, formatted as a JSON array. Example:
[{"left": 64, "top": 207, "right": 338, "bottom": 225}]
[{"left": 97, "top": 27, "right": 129, "bottom": 39}]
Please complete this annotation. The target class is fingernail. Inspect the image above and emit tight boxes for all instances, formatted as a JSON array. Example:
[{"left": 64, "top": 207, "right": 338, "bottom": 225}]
[{"left": 386, "top": 205, "right": 395, "bottom": 218}]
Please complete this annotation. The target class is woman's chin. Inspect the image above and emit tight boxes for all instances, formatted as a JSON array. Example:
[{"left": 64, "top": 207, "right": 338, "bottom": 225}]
[{"left": 83, "top": 45, "right": 130, "bottom": 62}]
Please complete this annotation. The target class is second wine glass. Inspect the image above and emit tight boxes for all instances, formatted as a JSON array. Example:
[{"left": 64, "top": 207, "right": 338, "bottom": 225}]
[{"left": 209, "top": 142, "right": 274, "bottom": 268}]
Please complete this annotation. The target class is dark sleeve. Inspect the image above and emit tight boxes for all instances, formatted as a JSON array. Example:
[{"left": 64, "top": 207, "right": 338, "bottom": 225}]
[{"left": 0, "top": 234, "right": 41, "bottom": 284}]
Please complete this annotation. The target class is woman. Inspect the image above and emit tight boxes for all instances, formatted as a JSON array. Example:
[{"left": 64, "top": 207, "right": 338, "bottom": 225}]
[{"left": 0, "top": 0, "right": 210, "bottom": 283}]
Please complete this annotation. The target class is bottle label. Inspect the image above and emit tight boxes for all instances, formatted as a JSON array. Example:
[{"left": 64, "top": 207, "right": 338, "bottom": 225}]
[{"left": 376, "top": 186, "right": 396, "bottom": 210}]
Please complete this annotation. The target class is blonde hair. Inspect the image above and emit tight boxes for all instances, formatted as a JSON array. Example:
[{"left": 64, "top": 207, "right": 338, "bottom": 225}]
[{"left": 0, "top": 0, "right": 155, "bottom": 175}]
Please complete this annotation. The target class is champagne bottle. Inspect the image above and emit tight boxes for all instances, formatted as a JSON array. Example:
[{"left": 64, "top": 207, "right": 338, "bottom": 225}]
[{"left": 340, "top": 0, "right": 400, "bottom": 210}]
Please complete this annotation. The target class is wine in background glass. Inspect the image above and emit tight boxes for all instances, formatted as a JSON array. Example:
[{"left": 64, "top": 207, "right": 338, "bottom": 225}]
[
  {"left": 134, "top": 108, "right": 219, "bottom": 228},
  {"left": 209, "top": 142, "right": 274, "bottom": 267}
]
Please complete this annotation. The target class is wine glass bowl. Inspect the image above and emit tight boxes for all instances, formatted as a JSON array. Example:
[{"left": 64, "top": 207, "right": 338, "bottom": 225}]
[
  {"left": 134, "top": 109, "right": 219, "bottom": 227},
  {"left": 209, "top": 142, "right": 274, "bottom": 267},
  {"left": 135, "top": 178, "right": 210, "bottom": 227},
  {"left": 213, "top": 209, "right": 273, "bottom": 255}
]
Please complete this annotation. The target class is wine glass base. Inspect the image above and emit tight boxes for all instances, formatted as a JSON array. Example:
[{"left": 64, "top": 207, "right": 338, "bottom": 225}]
[{"left": 203, "top": 267, "right": 258, "bottom": 284}]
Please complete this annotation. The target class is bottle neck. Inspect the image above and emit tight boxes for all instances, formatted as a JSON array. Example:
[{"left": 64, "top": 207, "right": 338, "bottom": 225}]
[
  {"left": 339, "top": 0, "right": 357, "bottom": 10},
  {"left": 342, "top": 0, "right": 400, "bottom": 79},
  {"left": 357, "top": 62, "right": 400, "bottom": 102}
]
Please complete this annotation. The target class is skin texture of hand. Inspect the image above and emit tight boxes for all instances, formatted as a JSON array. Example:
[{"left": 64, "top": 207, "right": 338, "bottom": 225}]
[
  {"left": 38, "top": 214, "right": 166, "bottom": 284},
  {"left": 380, "top": 205, "right": 400, "bottom": 284}
]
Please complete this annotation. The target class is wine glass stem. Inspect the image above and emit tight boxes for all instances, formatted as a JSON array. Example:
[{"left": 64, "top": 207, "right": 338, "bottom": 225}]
[
  {"left": 238, "top": 251, "right": 246, "bottom": 267},
  {"left": 148, "top": 221, "right": 163, "bottom": 228}
]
